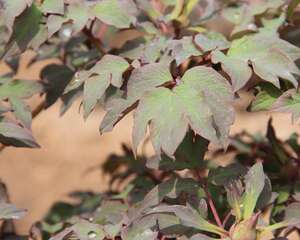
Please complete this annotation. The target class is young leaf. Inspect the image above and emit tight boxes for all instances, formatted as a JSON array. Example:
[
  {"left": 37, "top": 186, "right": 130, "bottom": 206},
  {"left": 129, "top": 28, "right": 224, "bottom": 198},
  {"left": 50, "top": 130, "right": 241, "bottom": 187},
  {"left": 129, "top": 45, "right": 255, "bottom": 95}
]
[
  {"left": 0, "top": 122, "right": 40, "bottom": 148},
  {"left": 133, "top": 66, "right": 234, "bottom": 156},
  {"left": 212, "top": 34, "right": 300, "bottom": 91},
  {"left": 226, "top": 180, "right": 243, "bottom": 221},
  {"left": 242, "top": 162, "right": 266, "bottom": 219}
]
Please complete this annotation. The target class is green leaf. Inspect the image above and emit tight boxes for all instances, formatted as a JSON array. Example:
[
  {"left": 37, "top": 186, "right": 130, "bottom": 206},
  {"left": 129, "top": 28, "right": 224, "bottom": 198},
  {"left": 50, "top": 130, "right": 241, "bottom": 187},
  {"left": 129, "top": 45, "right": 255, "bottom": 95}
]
[
  {"left": 133, "top": 66, "right": 234, "bottom": 156},
  {"left": 41, "top": 0, "right": 64, "bottom": 15},
  {"left": 3, "top": 4, "right": 43, "bottom": 58},
  {"left": 91, "top": 0, "right": 137, "bottom": 28},
  {"left": 0, "top": 122, "right": 39, "bottom": 148},
  {"left": 9, "top": 97, "right": 32, "bottom": 129},
  {"left": 212, "top": 34, "right": 300, "bottom": 91},
  {"left": 242, "top": 162, "right": 266, "bottom": 219},
  {"left": 1, "top": 0, "right": 32, "bottom": 32},
  {"left": 80, "top": 55, "right": 129, "bottom": 118},
  {"left": 0, "top": 203, "right": 27, "bottom": 220},
  {"left": 250, "top": 83, "right": 282, "bottom": 112},
  {"left": 0, "top": 79, "right": 43, "bottom": 99},
  {"left": 272, "top": 89, "right": 300, "bottom": 123}
]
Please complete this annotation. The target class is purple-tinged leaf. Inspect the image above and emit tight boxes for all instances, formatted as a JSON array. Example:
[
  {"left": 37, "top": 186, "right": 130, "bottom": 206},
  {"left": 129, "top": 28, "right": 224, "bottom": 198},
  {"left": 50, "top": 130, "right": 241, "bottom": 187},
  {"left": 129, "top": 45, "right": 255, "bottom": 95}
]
[
  {"left": 0, "top": 122, "right": 39, "bottom": 148},
  {"left": 212, "top": 34, "right": 300, "bottom": 91},
  {"left": 133, "top": 66, "right": 234, "bottom": 156}
]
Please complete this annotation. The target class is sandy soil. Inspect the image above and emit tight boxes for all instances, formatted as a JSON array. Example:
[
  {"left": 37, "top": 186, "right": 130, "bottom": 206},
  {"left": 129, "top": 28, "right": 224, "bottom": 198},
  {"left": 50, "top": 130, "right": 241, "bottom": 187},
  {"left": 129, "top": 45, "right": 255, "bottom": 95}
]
[{"left": 0, "top": 52, "right": 299, "bottom": 235}]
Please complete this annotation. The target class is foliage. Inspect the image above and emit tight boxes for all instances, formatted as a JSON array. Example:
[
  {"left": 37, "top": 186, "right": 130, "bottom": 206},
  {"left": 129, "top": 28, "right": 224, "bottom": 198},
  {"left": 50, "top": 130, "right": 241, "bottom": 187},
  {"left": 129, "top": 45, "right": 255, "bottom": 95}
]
[{"left": 0, "top": 0, "right": 300, "bottom": 239}]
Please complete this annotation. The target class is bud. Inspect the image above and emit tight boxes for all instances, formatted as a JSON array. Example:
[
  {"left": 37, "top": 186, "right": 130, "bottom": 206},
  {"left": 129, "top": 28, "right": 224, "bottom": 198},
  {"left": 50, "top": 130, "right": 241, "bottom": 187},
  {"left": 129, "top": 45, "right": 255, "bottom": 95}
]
[{"left": 230, "top": 213, "right": 259, "bottom": 240}]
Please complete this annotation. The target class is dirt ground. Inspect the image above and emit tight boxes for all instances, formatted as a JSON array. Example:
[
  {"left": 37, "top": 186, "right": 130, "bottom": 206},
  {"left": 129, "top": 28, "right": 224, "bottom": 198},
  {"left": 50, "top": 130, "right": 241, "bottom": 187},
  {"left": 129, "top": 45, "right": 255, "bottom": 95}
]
[{"left": 0, "top": 52, "right": 299, "bottom": 235}]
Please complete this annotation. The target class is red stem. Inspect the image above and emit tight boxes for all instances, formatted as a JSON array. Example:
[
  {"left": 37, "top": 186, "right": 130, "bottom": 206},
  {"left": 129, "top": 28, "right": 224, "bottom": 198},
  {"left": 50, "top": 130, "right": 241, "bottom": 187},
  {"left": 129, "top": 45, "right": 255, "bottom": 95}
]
[
  {"left": 204, "top": 183, "right": 223, "bottom": 228},
  {"left": 193, "top": 170, "right": 223, "bottom": 228}
]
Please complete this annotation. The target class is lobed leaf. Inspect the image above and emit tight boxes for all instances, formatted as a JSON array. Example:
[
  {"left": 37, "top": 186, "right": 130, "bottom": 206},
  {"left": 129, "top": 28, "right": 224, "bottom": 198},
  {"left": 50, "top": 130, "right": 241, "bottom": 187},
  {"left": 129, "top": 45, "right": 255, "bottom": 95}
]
[
  {"left": 100, "top": 62, "right": 172, "bottom": 133},
  {"left": 133, "top": 66, "right": 234, "bottom": 156},
  {"left": 65, "top": 55, "right": 129, "bottom": 118},
  {"left": 212, "top": 34, "right": 300, "bottom": 91}
]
